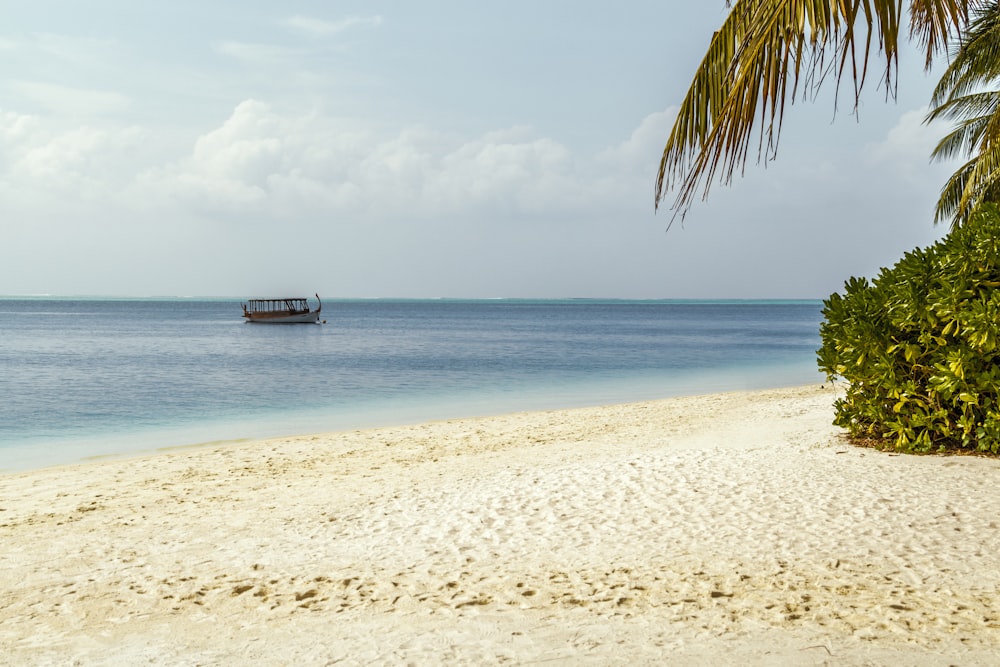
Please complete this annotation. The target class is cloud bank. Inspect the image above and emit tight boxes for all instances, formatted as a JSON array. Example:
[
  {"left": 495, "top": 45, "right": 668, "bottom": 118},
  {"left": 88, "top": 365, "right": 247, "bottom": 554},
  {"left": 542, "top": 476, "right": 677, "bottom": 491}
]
[{"left": 2, "top": 99, "right": 676, "bottom": 226}]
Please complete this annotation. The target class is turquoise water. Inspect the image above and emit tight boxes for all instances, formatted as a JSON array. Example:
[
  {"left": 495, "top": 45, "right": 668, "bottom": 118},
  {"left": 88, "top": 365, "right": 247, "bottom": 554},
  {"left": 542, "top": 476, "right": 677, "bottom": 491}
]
[{"left": 0, "top": 298, "right": 825, "bottom": 471}]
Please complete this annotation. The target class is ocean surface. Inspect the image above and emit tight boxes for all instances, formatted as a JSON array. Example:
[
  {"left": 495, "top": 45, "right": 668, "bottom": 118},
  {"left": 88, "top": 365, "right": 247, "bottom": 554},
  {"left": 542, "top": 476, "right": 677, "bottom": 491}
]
[{"left": 0, "top": 298, "right": 825, "bottom": 471}]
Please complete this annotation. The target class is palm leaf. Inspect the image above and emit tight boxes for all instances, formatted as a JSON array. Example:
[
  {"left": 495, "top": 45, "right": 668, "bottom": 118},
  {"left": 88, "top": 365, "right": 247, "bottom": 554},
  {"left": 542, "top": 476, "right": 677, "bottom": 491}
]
[
  {"left": 955, "top": 138, "right": 1000, "bottom": 221},
  {"left": 930, "top": 0, "right": 1000, "bottom": 106},
  {"left": 928, "top": 1, "right": 1000, "bottom": 227},
  {"left": 911, "top": 0, "right": 984, "bottom": 67},
  {"left": 657, "top": 0, "right": 971, "bottom": 221},
  {"left": 930, "top": 114, "right": 991, "bottom": 161},
  {"left": 928, "top": 89, "right": 1000, "bottom": 123},
  {"left": 935, "top": 157, "right": 976, "bottom": 224}
]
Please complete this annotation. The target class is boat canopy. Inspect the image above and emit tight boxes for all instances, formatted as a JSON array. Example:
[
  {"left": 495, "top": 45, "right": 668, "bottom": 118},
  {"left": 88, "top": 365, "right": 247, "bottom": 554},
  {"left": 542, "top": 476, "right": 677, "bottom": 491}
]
[{"left": 245, "top": 298, "right": 311, "bottom": 314}]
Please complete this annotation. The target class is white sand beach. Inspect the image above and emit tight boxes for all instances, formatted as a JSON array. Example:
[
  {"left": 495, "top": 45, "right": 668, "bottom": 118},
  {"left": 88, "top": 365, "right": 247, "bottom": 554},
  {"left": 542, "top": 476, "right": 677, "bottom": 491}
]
[{"left": 1, "top": 384, "right": 999, "bottom": 665}]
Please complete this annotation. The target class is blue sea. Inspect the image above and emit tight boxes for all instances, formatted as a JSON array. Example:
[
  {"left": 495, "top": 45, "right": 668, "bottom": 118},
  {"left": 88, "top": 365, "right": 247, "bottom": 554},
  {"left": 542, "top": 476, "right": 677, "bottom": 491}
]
[{"left": 0, "top": 298, "right": 825, "bottom": 471}]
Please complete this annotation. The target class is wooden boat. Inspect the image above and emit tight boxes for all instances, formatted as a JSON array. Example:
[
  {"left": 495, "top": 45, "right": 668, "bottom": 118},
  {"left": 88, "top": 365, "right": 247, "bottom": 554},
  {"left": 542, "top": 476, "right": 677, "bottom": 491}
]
[{"left": 242, "top": 294, "right": 322, "bottom": 324}]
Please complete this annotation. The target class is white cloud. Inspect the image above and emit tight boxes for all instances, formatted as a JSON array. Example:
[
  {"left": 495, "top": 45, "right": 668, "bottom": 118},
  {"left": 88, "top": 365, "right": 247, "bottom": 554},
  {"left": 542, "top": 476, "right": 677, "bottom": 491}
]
[
  {"left": 284, "top": 15, "right": 383, "bottom": 37},
  {"left": 856, "top": 106, "right": 960, "bottom": 202},
  {"left": 599, "top": 107, "right": 677, "bottom": 168},
  {"left": 427, "top": 129, "right": 578, "bottom": 213},
  {"left": 0, "top": 97, "right": 668, "bottom": 230},
  {"left": 592, "top": 107, "right": 678, "bottom": 203},
  {"left": 0, "top": 112, "right": 148, "bottom": 210},
  {"left": 866, "top": 107, "right": 951, "bottom": 166},
  {"left": 135, "top": 100, "right": 620, "bottom": 220},
  {"left": 0, "top": 109, "right": 40, "bottom": 142}
]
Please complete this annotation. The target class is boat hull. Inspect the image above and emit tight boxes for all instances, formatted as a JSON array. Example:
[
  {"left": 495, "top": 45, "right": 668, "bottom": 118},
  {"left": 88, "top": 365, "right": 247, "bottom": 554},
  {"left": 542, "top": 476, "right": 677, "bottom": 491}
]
[{"left": 243, "top": 311, "right": 320, "bottom": 324}]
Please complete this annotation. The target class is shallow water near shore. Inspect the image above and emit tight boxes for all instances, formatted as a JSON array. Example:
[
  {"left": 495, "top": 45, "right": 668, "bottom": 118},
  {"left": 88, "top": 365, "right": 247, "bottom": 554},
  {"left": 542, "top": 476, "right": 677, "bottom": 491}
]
[{"left": 0, "top": 298, "right": 824, "bottom": 470}]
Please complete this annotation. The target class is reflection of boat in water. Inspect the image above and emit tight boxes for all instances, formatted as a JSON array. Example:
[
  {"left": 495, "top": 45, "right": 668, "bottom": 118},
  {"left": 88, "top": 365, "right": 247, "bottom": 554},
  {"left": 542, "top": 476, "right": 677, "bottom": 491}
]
[{"left": 242, "top": 294, "right": 322, "bottom": 324}]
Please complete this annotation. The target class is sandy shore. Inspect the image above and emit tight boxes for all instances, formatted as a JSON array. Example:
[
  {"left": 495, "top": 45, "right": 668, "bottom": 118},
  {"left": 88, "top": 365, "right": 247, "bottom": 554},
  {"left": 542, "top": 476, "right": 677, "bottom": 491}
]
[{"left": 1, "top": 384, "right": 999, "bottom": 665}]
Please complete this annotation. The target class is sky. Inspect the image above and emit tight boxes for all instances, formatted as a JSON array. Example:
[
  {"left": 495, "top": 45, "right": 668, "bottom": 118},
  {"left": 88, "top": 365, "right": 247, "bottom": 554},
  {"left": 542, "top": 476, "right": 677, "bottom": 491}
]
[{"left": 0, "top": 2, "right": 963, "bottom": 299}]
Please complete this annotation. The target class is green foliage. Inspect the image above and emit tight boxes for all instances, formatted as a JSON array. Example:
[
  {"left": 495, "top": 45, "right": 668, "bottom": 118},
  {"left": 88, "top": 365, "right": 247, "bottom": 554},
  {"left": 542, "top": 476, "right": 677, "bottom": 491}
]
[{"left": 818, "top": 203, "right": 1000, "bottom": 454}]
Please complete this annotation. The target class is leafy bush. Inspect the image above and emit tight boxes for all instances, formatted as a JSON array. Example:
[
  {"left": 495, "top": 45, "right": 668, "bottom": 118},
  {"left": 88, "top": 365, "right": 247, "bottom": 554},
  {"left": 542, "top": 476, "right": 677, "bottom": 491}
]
[{"left": 817, "top": 203, "right": 1000, "bottom": 454}]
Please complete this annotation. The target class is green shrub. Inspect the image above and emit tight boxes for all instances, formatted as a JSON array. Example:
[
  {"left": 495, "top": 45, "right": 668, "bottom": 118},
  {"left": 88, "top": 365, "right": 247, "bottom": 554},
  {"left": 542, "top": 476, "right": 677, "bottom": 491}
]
[{"left": 817, "top": 203, "right": 1000, "bottom": 454}]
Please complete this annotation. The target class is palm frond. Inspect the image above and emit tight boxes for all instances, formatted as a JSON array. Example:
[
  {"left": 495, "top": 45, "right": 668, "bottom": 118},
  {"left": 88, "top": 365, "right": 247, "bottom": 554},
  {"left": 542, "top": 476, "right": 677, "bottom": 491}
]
[
  {"left": 935, "top": 157, "right": 976, "bottom": 225},
  {"left": 930, "top": 1, "right": 1000, "bottom": 106},
  {"left": 657, "top": 0, "right": 970, "bottom": 221},
  {"left": 931, "top": 115, "right": 990, "bottom": 161},
  {"left": 910, "top": 0, "right": 975, "bottom": 68},
  {"left": 927, "top": 1, "right": 1000, "bottom": 227},
  {"left": 927, "top": 89, "right": 1000, "bottom": 123},
  {"left": 935, "top": 140, "right": 1000, "bottom": 227}
]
